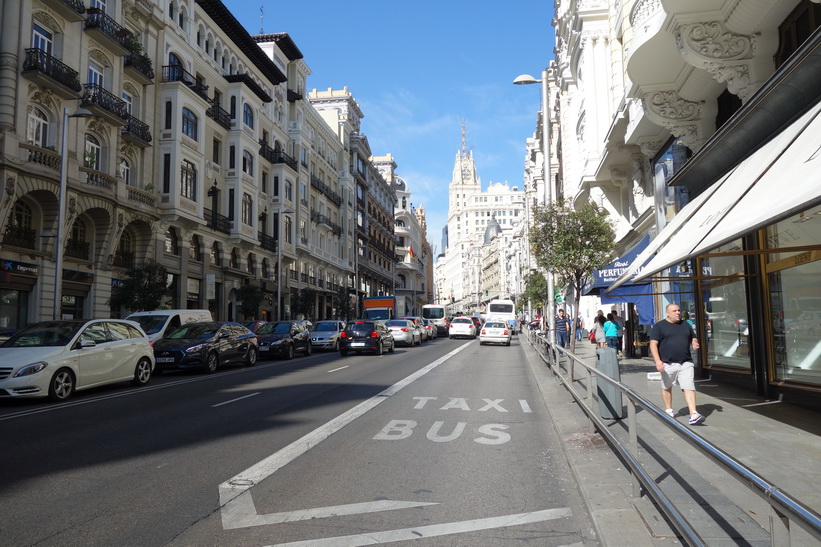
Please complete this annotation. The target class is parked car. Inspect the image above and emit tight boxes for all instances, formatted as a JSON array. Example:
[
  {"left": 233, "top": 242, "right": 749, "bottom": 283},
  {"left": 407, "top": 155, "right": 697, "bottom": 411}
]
[
  {"left": 449, "top": 317, "right": 477, "bottom": 339},
  {"left": 309, "top": 320, "right": 346, "bottom": 351},
  {"left": 400, "top": 316, "right": 428, "bottom": 341},
  {"left": 422, "top": 319, "right": 438, "bottom": 340},
  {"left": 479, "top": 321, "right": 512, "bottom": 346},
  {"left": 244, "top": 320, "right": 269, "bottom": 333},
  {"left": 153, "top": 321, "right": 258, "bottom": 373},
  {"left": 256, "top": 320, "right": 312, "bottom": 359},
  {"left": 339, "top": 321, "right": 395, "bottom": 356},
  {"left": 470, "top": 316, "right": 484, "bottom": 331},
  {"left": 125, "top": 309, "right": 212, "bottom": 343},
  {"left": 0, "top": 319, "right": 155, "bottom": 401},
  {"left": 385, "top": 319, "right": 422, "bottom": 346}
]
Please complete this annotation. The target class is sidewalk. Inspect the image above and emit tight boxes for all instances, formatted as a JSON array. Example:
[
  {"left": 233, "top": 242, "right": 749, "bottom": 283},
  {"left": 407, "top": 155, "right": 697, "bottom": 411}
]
[{"left": 522, "top": 333, "right": 821, "bottom": 546}]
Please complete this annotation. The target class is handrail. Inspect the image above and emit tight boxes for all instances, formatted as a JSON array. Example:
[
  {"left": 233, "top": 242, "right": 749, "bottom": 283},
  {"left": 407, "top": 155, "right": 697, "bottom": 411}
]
[{"left": 525, "top": 330, "right": 821, "bottom": 546}]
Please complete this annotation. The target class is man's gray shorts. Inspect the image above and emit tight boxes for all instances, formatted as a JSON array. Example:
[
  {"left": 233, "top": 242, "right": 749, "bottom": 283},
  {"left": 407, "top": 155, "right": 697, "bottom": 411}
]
[{"left": 660, "top": 361, "right": 696, "bottom": 391}]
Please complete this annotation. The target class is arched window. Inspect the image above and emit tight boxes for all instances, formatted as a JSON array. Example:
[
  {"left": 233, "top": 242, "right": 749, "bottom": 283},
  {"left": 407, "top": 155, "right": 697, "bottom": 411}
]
[
  {"left": 27, "top": 107, "right": 49, "bottom": 147},
  {"left": 181, "top": 107, "right": 197, "bottom": 139},
  {"left": 11, "top": 200, "right": 33, "bottom": 229},
  {"left": 181, "top": 160, "right": 196, "bottom": 200},
  {"left": 120, "top": 157, "right": 131, "bottom": 185},
  {"left": 115, "top": 231, "right": 134, "bottom": 268},
  {"left": 164, "top": 226, "right": 179, "bottom": 255},
  {"left": 397, "top": 274, "right": 406, "bottom": 288},
  {"left": 241, "top": 193, "right": 253, "bottom": 225},
  {"left": 243, "top": 103, "right": 254, "bottom": 128},
  {"left": 242, "top": 150, "right": 253, "bottom": 176},
  {"left": 84, "top": 134, "right": 101, "bottom": 169},
  {"left": 189, "top": 234, "right": 202, "bottom": 261}
]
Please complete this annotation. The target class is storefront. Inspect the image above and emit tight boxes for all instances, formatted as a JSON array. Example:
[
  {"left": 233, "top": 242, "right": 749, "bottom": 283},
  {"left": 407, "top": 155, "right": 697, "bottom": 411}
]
[
  {"left": 608, "top": 30, "right": 821, "bottom": 401},
  {"left": 0, "top": 259, "right": 38, "bottom": 329}
]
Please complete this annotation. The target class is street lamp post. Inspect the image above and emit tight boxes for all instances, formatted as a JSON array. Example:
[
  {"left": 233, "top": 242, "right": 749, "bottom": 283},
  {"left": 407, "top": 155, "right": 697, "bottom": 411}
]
[
  {"left": 54, "top": 107, "right": 91, "bottom": 320},
  {"left": 514, "top": 70, "right": 556, "bottom": 341},
  {"left": 276, "top": 207, "right": 294, "bottom": 321}
]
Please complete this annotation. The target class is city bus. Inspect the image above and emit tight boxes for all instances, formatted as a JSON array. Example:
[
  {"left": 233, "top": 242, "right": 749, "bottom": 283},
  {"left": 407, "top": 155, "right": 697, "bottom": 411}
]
[
  {"left": 422, "top": 304, "right": 448, "bottom": 335},
  {"left": 486, "top": 299, "right": 518, "bottom": 334}
]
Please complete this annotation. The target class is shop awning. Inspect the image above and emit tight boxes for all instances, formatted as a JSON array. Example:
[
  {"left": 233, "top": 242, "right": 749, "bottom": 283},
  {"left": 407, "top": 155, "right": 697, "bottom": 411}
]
[
  {"left": 583, "top": 235, "right": 650, "bottom": 294},
  {"left": 610, "top": 99, "right": 821, "bottom": 288}
]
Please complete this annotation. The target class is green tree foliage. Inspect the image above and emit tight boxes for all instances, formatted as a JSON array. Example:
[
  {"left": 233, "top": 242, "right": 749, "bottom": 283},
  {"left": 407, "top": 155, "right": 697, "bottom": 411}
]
[
  {"left": 529, "top": 199, "right": 615, "bottom": 351},
  {"left": 334, "top": 286, "right": 354, "bottom": 320},
  {"left": 292, "top": 288, "right": 317, "bottom": 320},
  {"left": 108, "top": 260, "right": 168, "bottom": 313},
  {"left": 522, "top": 271, "right": 549, "bottom": 310},
  {"left": 236, "top": 284, "right": 263, "bottom": 319}
]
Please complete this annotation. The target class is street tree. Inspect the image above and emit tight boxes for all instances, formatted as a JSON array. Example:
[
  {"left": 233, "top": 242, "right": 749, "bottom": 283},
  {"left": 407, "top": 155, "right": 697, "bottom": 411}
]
[
  {"left": 334, "top": 286, "right": 354, "bottom": 320},
  {"left": 522, "top": 271, "right": 548, "bottom": 312},
  {"left": 529, "top": 199, "right": 615, "bottom": 352},
  {"left": 108, "top": 260, "right": 169, "bottom": 314},
  {"left": 236, "top": 284, "right": 263, "bottom": 320},
  {"left": 292, "top": 288, "right": 317, "bottom": 321}
]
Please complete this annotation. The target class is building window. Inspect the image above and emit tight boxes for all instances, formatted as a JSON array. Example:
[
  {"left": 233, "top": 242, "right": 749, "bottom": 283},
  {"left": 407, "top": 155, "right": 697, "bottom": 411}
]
[
  {"left": 189, "top": 234, "right": 202, "bottom": 261},
  {"left": 243, "top": 103, "right": 254, "bottom": 128},
  {"left": 27, "top": 107, "right": 49, "bottom": 148},
  {"left": 32, "top": 24, "right": 53, "bottom": 55},
  {"left": 84, "top": 134, "right": 101, "bottom": 170},
  {"left": 284, "top": 216, "right": 292, "bottom": 244},
  {"left": 181, "top": 107, "right": 197, "bottom": 140},
  {"left": 120, "top": 157, "right": 131, "bottom": 185},
  {"left": 88, "top": 61, "right": 104, "bottom": 88},
  {"left": 210, "top": 242, "right": 219, "bottom": 265},
  {"left": 181, "top": 160, "right": 196, "bottom": 200},
  {"left": 242, "top": 150, "right": 254, "bottom": 176},
  {"left": 241, "top": 193, "right": 253, "bottom": 225},
  {"left": 165, "top": 227, "right": 179, "bottom": 255},
  {"left": 284, "top": 180, "right": 293, "bottom": 201},
  {"left": 212, "top": 138, "right": 221, "bottom": 164}
]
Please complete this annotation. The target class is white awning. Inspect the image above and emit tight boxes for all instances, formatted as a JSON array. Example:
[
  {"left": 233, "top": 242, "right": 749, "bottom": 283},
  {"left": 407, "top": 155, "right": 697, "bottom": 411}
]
[{"left": 611, "top": 100, "right": 821, "bottom": 287}]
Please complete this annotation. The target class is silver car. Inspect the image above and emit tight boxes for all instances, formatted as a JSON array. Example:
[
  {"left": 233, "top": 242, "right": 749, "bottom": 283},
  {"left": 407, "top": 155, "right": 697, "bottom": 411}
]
[
  {"left": 0, "top": 319, "right": 155, "bottom": 401},
  {"left": 309, "top": 321, "right": 346, "bottom": 351},
  {"left": 386, "top": 319, "right": 422, "bottom": 347}
]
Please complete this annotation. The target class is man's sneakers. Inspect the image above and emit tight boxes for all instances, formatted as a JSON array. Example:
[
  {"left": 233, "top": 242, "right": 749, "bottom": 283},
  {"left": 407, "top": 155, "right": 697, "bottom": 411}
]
[
  {"left": 689, "top": 412, "right": 706, "bottom": 425},
  {"left": 665, "top": 408, "right": 676, "bottom": 418}
]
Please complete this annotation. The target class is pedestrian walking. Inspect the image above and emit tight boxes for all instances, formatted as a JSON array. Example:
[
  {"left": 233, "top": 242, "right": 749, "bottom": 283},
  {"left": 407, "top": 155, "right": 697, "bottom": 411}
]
[
  {"left": 612, "top": 310, "right": 626, "bottom": 356},
  {"left": 594, "top": 315, "right": 607, "bottom": 348},
  {"left": 554, "top": 309, "right": 572, "bottom": 349},
  {"left": 604, "top": 313, "right": 619, "bottom": 350},
  {"left": 649, "top": 303, "right": 705, "bottom": 425},
  {"left": 575, "top": 314, "right": 585, "bottom": 341}
]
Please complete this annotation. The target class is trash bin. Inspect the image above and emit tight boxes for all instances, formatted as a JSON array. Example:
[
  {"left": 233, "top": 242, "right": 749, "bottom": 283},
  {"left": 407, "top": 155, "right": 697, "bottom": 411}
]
[{"left": 595, "top": 347, "right": 624, "bottom": 420}]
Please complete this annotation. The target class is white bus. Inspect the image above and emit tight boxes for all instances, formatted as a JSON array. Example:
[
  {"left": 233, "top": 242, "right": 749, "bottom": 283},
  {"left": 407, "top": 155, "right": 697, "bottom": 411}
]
[
  {"left": 422, "top": 304, "right": 448, "bottom": 335},
  {"left": 486, "top": 299, "right": 518, "bottom": 334}
]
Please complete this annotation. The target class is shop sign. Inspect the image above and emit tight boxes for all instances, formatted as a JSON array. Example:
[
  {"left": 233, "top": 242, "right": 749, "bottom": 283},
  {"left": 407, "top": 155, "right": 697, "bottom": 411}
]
[
  {"left": 1, "top": 259, "right": 39, "bottom": 277},
  {"left": 206, "top": 273, "right": 216, "bottom": 300}
]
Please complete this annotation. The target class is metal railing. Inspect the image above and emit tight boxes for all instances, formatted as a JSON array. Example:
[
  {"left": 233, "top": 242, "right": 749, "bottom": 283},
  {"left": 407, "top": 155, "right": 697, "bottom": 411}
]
[{"left": 525, "top": 331, "right": 821, "bottom": 546}]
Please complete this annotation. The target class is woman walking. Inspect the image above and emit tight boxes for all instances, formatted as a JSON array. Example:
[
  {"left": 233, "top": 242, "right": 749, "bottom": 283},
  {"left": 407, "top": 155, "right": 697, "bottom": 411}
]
[
  {"left": 594, "top": 315, "right": 607, "bottom": 348},
  {"left": 604, "top": 313, "right": 620, "bottom": 350}
]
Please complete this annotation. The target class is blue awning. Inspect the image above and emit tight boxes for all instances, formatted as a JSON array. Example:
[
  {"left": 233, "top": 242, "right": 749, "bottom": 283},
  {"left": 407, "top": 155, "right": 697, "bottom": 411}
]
[
  {"left": 600, "top": 283, "right": 655, "bottom": 325},
  {"left": 583, "top": 236, "right": 650, "bottom": 295}
]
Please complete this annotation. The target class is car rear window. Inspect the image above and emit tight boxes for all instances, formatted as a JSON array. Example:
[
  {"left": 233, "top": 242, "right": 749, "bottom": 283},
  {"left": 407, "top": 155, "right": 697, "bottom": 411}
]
[
  {"left": 452, "top": 318, "right": 472, "bottom": 324},
  {"left": 347, "top": 322, "right": 376, "bottom": 334}
]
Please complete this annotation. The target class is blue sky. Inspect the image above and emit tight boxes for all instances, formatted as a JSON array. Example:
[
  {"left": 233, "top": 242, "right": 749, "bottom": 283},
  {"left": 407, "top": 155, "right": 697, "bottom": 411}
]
[{"left": 225, "top": 0, "right": 556, "bottom": 253}]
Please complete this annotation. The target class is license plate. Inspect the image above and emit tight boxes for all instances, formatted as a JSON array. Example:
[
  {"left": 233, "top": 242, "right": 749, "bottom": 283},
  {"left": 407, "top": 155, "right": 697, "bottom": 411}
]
[
  {"left": 351, "top": 342, "right": 365, "bottom": 347},
  {"left": 156, "top": 357, "right": 175, "bottom": 363},
  {"left": 259, "top": 346, "right": 269, "bottom": 351}
]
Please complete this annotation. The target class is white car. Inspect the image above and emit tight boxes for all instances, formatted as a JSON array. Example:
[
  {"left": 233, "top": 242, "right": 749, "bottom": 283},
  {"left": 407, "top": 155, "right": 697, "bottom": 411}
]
[
  {"left": 449, "top": 317, "right": 477, "bottom": 339},
  {"left": 386, "top": 319, "right": 422, "bottom": 346},
  {"left": 0, "top": 319, "right": 155, "bottom": 401},
  {"left": 479, "top": 321, "right": 512, "bottom": 346},
  {"left": 309, "top": 320, "right": 346, "bottom": 351}
]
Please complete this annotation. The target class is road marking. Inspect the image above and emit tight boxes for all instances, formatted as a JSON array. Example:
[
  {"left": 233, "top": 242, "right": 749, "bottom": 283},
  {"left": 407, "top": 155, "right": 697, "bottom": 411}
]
[
  {"left": 520, "top": 399, "right": 533, "bottom": 413},
  {"left": 212, "top": 392, "right": 260, "bottom": 407},
  {"left": 219, "top": 343, "right": 473, "bottom": 529},
  {"left": 222, "top": 496, "right": 437, "bottom": 529},
  {"left": 327, "top": 366, "right": 349, "bottom": 373},
  {"left": 265, "top": 507, "right": 573, "bottom": 546}
]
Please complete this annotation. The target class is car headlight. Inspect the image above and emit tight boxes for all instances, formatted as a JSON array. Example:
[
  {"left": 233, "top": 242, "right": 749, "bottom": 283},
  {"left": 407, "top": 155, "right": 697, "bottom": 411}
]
[
  {"left": 14, "top": 362, "right": 49, "bottom": 378},
  {"left": 184, "top": 344, "right": 208, "bottom": 354}
]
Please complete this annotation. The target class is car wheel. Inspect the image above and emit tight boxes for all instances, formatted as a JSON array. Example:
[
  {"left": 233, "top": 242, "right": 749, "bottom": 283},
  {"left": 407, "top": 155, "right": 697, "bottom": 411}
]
[
  {"left": 284, "top": 344, "right": 294, "bottom": 360},
  {"left": 305, "top": 343, "right": 312, "bottom": 356},
  {"left": 245, "top": 347, "right": 258, "bottom": 366},
  {"left": 48, "top": 369, "right": 75, "bottom": 401},
  {"left": 131, "top": 358, "right": 152, "bottom": 386},
  {"left": 377, "top": 341, "right": 384, "bottom": 356},
  {"left": 389, "top": 340, "right": 395, "bottom": 353},
  {"left": 479, "top": 341, "right": 484, "bottom": 346},
  {"left": 507, "top": 340, "right": 511, "bottom": 346},
  {"left": 340, "top": 348, "right": 349, "bottom": 357},
  {"left": 333, "top": 340, "right": 340, "bottom": 352},
  {"left": 204, "top": 352, "right": 219, "bottom": 374}
]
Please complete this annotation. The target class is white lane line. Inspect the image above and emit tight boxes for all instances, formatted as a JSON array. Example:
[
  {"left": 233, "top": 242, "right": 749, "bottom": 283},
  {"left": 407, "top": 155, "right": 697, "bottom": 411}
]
[
  {"left": 212, "top": 392, "right": 260, "bottom": 407},
  {"left": 218, "top": 343, "right": 473, "bottom": 528},
  {"left": 222, "top": 497, "right": 438, "bottom": 529},
  {"left": 266, "top": 507, "right": 573, "bottom": 546},
  {"left": 327, "top": 366, "right": 349, "bottom": 373},
  {"left": 519, "top": 399, "right": 532, "bottom": 413}
]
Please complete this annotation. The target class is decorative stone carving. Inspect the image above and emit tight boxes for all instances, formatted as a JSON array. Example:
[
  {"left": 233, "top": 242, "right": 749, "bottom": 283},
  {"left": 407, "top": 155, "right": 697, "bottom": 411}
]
[
  {"left": 630, "top": 0, "right": 662, "bottom": 28},
  {"left": 89, "top": 49, "right": 112, "bottom": 68},
  {"left": 676, "top": 22, "right": 754, "bottom": 61},
  {"left": 3, "top": 176, "right": 16, "bottom": 206},
  {"left": 644, "top": 91, "right": 702, "bottom": 122},
  {"left": 708, "top": 63, "right": 755, "bottom": 101},
  {"left": 87, "top": 116, "right": 107, "bottom": 134},
  {"left": 667, "top": 123, "right": 700, "bottom": 148},
  {"left": 637, "top": 137, "right": 664, "bottom": 158},
  {"left": 28, "top": 85, "right": 56, "bottom": 109}
]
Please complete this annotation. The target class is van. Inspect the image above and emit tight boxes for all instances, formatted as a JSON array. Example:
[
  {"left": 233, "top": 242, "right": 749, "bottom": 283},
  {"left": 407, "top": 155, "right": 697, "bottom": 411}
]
[{"left": 125, "top": 309, "right": 212, "bottom": 342}]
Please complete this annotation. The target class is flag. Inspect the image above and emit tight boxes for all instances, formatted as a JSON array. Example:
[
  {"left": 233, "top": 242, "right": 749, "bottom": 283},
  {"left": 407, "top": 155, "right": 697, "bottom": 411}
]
[{"left": 407, "top": 243, "right": 416, "bottom": 261}]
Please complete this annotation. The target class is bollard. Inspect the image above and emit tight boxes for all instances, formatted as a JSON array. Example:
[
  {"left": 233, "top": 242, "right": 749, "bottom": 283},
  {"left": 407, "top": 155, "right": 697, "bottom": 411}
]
[{"left": 595, "top": 347, "right": 625, "bottom": 419}]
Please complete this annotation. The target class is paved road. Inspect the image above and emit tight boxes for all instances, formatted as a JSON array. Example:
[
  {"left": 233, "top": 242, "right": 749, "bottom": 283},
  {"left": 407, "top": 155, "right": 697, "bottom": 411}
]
[{"left": 0, "top": 335, "right": 596, "bottom": 546}]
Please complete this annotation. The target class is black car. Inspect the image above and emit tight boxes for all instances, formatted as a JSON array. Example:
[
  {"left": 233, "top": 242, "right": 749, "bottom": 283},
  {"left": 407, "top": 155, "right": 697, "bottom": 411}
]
[
  {"left": 339, "top": 320, "right": 395, "bottom": 356},
  {"left": 152, "top": 321, "right": 258, "bottom": 373},
  {"left": 256, "top": 321, "right": 312, "bottom": 359}
]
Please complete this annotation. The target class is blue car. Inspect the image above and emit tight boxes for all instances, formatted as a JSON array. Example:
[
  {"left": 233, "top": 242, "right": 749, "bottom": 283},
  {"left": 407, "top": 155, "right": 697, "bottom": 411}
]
[
  {"left": 152, "top": 321, "right": 258, "bottom": 373},
  {"left": 256, "top": 321, "right": 312, "bottom": 359}
]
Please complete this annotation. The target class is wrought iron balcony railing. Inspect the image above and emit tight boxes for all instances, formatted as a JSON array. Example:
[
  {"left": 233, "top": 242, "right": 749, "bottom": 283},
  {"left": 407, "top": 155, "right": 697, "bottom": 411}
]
[
  {"left": 204, "top": 208, "right": 231, "bottom": 234},
  {"left": 258, "top": 232, "right": 277, "bottom": 252},
  {"left": 259, "top": 141, "right": 298, "bottom": 172},
  {"left": 84, "top": 8, "right": 132, "bottom": 53},
  {"left": 2, "top": 224, "right": 37, "bottom": 250},
  {"left": 121, "top": 115, "right": 152, "bottom": 145},
  {"left": 124, "top": 52, "right": 154, "bottom": 81},
  {"left": 82, "top": 83, "right": 129, "bottom": 121},
  {"left": 65, "top": 238, "right": 90, "bottom": 260},
  {"left": 22, "top": 48, "right": 82, "bottom": 93},
  {"left": 162, "top": 65, "right": 209, "bottom": 100},
  {"left": 206, "top": 100, "right": 231, "bottom": 129}
]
